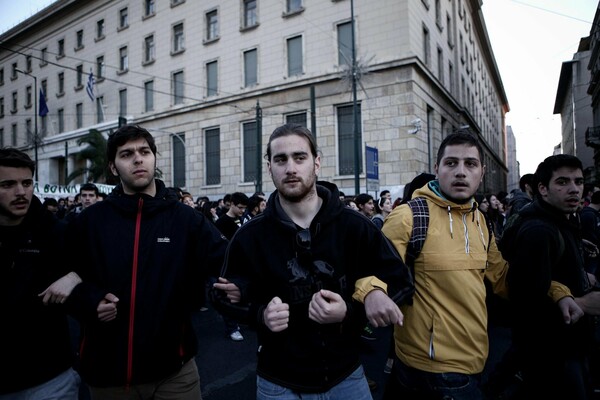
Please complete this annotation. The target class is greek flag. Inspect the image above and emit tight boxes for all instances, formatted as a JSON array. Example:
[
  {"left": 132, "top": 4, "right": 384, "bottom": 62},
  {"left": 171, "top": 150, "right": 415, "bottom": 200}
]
[{"left": 86, "top": 70, "right": 95, "bottom": 102}]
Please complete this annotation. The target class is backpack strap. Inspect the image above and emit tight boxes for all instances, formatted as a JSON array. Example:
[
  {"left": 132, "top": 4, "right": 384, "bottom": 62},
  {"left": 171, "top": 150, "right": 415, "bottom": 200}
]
[{"left": 406, "top": 197, "right": 429, "bottom": 272}]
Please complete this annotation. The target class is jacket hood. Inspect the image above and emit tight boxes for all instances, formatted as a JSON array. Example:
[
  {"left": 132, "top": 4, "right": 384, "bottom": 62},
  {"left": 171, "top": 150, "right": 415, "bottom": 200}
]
[
  {"left": 105, "top": 179, "right": 179, "bottom": 216},
  {"left": 413, "top": 180, "right": 478, "bottom": 212},
  {"left": 264, "top": 180, "right": 344, "bottom": 230},
  {"left": 413, "top": 180, "right": 484, "bottom": 242}
]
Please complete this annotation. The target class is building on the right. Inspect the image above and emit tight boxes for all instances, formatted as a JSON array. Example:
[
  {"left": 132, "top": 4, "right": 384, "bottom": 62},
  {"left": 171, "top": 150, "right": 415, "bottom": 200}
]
[
  {"left": 584, "top": 3, "right": 600, "bottom": 185},
  {"left": 554, "top": 34, "right": 595, "bottom": 182}
]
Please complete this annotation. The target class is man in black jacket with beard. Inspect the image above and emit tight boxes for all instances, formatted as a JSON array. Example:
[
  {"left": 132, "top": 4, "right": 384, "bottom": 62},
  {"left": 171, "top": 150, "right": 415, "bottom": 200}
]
[
  {"left": 214, "top": 123, "right": 414, "bottom": 399},
  {"left": 502, "top": 154, "right": 600, "bottom": 400},
  {"left": 63, "top": 125, "right": 228, "bottom": 399},
  {"left": 0, "top": 148, "right": 80, "bottom": 399}
]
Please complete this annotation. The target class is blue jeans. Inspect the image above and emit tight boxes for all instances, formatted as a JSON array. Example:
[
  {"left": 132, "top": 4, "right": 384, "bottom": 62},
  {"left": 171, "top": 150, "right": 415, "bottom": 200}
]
[
  {"left": 0, "top": 368, "right": 80, "bottom": 400},
  {"left": 383, "top": 357, "right": 484, "bottom": 400},
  {"left": 256, "top": 365, "right": 372, "bottom": 400}
]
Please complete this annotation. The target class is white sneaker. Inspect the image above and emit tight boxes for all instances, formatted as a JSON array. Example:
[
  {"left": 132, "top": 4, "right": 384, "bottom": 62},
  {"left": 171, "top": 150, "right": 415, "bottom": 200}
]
[{"left": 230, "top": 330, "right": 244, "bottom": 341}]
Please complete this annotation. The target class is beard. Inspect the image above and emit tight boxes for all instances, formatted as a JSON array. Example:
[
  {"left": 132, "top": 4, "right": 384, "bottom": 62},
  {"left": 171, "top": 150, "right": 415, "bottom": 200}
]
[{"left": 277, "top": 171, "right": 318, "bottom": 203}]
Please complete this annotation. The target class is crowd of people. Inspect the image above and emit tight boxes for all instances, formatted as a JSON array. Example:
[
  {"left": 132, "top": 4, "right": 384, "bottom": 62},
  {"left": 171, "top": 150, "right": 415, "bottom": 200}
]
[{"left": 3, "top": 122, "right": 600, "bottom": 400}]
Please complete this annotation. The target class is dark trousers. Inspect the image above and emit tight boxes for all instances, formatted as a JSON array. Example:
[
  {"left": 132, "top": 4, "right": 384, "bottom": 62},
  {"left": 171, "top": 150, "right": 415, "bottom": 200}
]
[{"left": 383, "top": 356, "right": 484, "bottom": 400}]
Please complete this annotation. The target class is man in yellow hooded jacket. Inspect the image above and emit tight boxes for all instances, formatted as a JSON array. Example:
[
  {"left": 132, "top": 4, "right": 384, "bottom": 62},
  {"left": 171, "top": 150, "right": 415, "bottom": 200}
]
[{"left": 374, "top": 130, "right": 575, "bottom": 399}]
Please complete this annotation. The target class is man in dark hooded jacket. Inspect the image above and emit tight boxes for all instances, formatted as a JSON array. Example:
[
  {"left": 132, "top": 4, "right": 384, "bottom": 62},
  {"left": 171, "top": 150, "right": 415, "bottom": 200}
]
[
  {"left": 214, "top": 123, "right": 414, "bottom": 399},
  {"left": 502, "top": 154, "right": 600, "bottom": 400},
  {"left": 64, "top": 125, "right": 228, "bottom": 399}
]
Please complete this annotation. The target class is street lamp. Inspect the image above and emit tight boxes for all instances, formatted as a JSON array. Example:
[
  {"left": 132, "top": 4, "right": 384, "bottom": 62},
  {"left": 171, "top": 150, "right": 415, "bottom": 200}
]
[{"left": 15, "top": 68, "right": 39, "bottom": 181}]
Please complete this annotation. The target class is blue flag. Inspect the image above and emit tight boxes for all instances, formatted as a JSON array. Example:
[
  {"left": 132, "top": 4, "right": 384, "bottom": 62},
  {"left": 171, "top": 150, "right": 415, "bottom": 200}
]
[{"left": 38, "top": 88, "right": 49, "bottom": 117}]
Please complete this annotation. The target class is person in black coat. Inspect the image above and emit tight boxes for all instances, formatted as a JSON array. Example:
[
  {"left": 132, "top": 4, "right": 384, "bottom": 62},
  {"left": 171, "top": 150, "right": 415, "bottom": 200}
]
[
  {"left": 63, "top": 125, "right": 228, "bottom": 399},
  {"left": 214, "top": 123, "right": 414, "bottom": 399}
]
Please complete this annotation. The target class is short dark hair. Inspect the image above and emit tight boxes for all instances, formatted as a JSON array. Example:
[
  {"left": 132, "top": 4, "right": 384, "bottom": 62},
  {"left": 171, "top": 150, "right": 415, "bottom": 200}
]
[
  {"left": 107, "top": 125, "right": 157, "bottom": 164},
  {"left": 230, "top": 192, "right": 249, "bottom": 207},
  {"left": 0, "top": 147, "right": 35, "bottom": 175},
  {"left": 436, "top": 130, "right": 483, "bottom": 166},
  {"left": 534, "top": 154, "right": 583, "bottom": 189},
  {"left": 354, "top": 193, "right": 373, "bottom": 207},
  {"left": 265, "top": 123, "right": 318, "bottom": 161},
  {"left": 247, "top": 194, "right": 265, "bottom": 211},
  {"left": 80, "top": 183, "right": 99, "bottom": 196},
  {"left": 519, "top": 173, "right": 535, "bottom": 192}
]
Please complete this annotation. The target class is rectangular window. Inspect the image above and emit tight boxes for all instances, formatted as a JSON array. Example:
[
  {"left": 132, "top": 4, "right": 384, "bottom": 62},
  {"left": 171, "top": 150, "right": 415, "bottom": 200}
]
[
  {"left": 243, "top": 121, "right": 258, "bottom": 183},
  {"left": 26, "top": 55, "right": 32, "bottom": 72},
  {"left": 437, "top": 47, "right": 444, "bottom": 84},
  {"left": 243, "top": 49, "right": 257, "bottom": 87},
  {"left": 76, "top": 103, "right": 83, "bottom": 129},
  {"left": 287, "top": 35, "right": 303, "bottom": 77},
  {"left": 97, "top": 56, "right": 105, "bottom": 79},
  {"left": 205, "top": 127, "right": 221, "bottom": 185},
  {"left": 337, "top": 21, "right": 352, "bottom": 67},
  {"left": 287, "top": 0, "right": 302, "bottom": 13},
  {"left": 0, "top": 68, "right": 4, "bottom": 85},
  {"left": 337, "top": 103, "right": 362, "bottom": 176},
  {"left": 448, "top": 61, "right": 454, "bottom": 94},
  {"left": 26, "top": 85, "right": 32, "bottom": 107},
  {"left": 446, "top": 13, "right": 453, "bottom": 46},
  {"left": 0, "top": 97, "right": 4, "bottom": 117},
  {"left": 41, "top": 48, "right": 47, "bottom": 65},
  {"left": 41, "top": 115, "right": 47, "bottom": 136},
  {"left": 11, "top": 92, "right": 17, "bottom": 112},
  {"left": 26, "top": 119, "right": 31, "bottom": 139},
  {"left": 243, "top": 0, "right": 257, "bottom": 28},
  {"left": 11, "top": 63, "right": 18, "bottom": 79},
  {"left": 173, "top": 23, "right": 185, "bottom": 53},
  {"left": 173, "top": 71, "right": 184, "bottom": 104},
  {"left": 206, "top": 61, "right": 218, "bottom": 97},
  {"left": 119, "top": 46, "right": 128, "bottom": 71},
  {"left": 422, "top": 25, "right": 430, "bottom": 66},
  {"left": 76, "top": 64, "right": 83, "bottom": 87},
  {"left": 58, "top": 108, "right": 64, "bottom": 133},
  {"left": 206, "top": 10, "right": 218, "bottom": 41},
  {"left": 286, "top": 112, "right": 307, "bottom": 127},
  {"left": 96, "top": 96, "right": 104, "bottom": 123},
  {"left": 58, "top": 72, "right": 65, "bottom": 94},
  {"left": 145, "top": 0, "right": 155, "bottom": 16},
  {"left": 76, "top": 30, "right": 84, "bottom": 49},
  {"left": 172, "top": 133, "right": 186, "bottom": 188},
  {"left": 96, "top": 19, "right": 105, "bottom": 39},
  {"left": 119, "top": 89, "right": 127, "bottom": 116},
  {"left": 119, "top": 7, "right": 129, "bottom": 28},
  {"left": 11, "top": 124, "right": 17, "bottom": 147},
  {"left": 145, "top": 35, "right": 155, "bottom": 62},
  {"left": 144, "top": 80, "right": 154, "bottom": 112},
  {"left": 58, "top": 38, "right": 65, "bottom": 57}
]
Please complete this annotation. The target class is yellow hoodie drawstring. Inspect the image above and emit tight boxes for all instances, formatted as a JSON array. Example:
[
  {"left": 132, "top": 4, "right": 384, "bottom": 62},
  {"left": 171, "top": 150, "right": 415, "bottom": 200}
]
[
  {"left": 447, "top": 205, "right": 454, "bottom": 239},
  {"left": 475, "top": 211, "right": 487, "bottom": 251}
]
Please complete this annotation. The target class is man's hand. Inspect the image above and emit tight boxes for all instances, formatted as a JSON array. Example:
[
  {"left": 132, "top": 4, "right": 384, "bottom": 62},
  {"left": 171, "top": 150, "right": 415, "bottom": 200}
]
[
  {"left": 574, "top": 291, "right": 600, "bottom": 316},
  {"left": 309, "top": 290, "right": 347, "bottom": 324},
  {"left": 213, "top": 277, "right": 241, "bottom": 303},
  {"left": 364, "top": 289, "right": 404, "bottom": 327},
  {"left": 98, "top": 293, "right": 119, "bottom": 322},
  {"left": 38, "top": 271, "right": 82, "bottom": 305},
  {"left": 558, "top": 296, "right": 585, "bottom": 324},
  {"left": 263, "top": 297, "right": 290, "bottom": 332}
]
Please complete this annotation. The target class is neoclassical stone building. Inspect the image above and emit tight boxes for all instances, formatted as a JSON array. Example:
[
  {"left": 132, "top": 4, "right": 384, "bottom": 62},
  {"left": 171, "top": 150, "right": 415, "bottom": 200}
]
[{"left": 0, "top": 0, "right": 508, "bottom": 199}]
